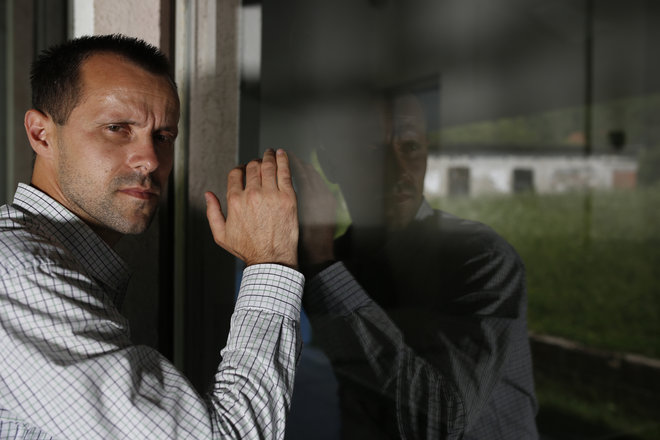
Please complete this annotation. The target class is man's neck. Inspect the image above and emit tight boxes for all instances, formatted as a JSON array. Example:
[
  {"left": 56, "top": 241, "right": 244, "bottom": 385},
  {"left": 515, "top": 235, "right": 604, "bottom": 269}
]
[{"left": 29, "top": 180, "right": 123, "bottom": 247}]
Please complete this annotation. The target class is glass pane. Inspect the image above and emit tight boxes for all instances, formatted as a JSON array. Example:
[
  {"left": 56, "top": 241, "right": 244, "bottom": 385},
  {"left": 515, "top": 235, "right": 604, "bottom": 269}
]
[
  {"left": 240, "top": 0, "right": 660, "bottom": 438},
  {"left": 1, "top": 0, "right": 67, "bottom": 204},
  {"left": 0, "top": 0, "right": 7, "bottom": 204}
]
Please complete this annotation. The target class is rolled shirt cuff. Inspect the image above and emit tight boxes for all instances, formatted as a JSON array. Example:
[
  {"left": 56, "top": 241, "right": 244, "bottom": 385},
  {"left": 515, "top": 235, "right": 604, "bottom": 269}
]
[{"left": 236, "top": 263, "right": 305, "bottom": 321}]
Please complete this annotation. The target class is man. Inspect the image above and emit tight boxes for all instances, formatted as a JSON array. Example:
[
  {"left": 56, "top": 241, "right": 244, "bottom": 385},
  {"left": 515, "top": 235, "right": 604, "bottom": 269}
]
[
  {"left": 0, "top": 35, "right": 302, "bottom": 439},
  {"left": 293, "top": 92, "right": 538, "bottom": 438}
]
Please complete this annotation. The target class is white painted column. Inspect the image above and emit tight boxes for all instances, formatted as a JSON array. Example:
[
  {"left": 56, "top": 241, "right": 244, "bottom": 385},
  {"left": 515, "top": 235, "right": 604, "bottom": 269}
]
[
  {"left": 70, "top": 0, "right": 94, "bottom": 37},
  {"left": 173, "top": 0, "right": 242, "bottom": 388},
  {"left": 67, "top": 0, "right": 243, "bottom": 387},
  {"left": 69, "top": 0, "right": 174, "bottom": 352}
]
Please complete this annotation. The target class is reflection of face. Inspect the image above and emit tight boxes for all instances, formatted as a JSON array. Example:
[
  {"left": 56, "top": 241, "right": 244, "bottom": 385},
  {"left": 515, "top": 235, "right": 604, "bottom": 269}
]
[
  {"left": 384, "top": 95, "right": 428, "bottom": 230},
  {"left": 53, "top": 53, "right": 179, "bottom": 242},
  {"left": 333, "top": 95, "right": 428, "bottom": 232}
]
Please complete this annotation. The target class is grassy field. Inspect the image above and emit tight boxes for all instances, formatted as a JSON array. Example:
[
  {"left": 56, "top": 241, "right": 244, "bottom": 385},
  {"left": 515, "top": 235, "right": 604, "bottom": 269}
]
[
  {"left": 430, "top": 186, "right": 660, "bottom": 438},
  {"left": 535, "top": 371, "right": 660, "bottom": 440},
  {"left": 429, "top": 185, "right": 660, "bottom": 358}
]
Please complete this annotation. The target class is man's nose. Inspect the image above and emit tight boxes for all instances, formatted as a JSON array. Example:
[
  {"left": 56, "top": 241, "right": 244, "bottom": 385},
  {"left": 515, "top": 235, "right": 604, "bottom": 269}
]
[
  {"left": 129, "top": 135, "right": 160, "bottom": 174},
  {"left": 387, "top": 146, "right": 408, "bottom": 175}
]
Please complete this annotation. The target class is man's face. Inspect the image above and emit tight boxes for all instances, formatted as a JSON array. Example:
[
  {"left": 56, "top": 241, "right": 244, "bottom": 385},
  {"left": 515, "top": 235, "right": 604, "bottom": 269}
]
[
  {"left": 383, "top": 96, "right": 428, "bottom": 230},
  {"left": 52, "top": 53, "right": 179, "bottom": 242},
  {"left": 332, "top": 95, "right": 428, "bottom": 232}
]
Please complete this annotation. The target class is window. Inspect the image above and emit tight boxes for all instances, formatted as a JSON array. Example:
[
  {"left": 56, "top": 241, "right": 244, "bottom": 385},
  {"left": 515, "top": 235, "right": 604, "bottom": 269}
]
[
  {"left": 243, "top": 1, "right": 660, "bottom": 438},
  {"left": 449, "top": 167, "right": 471, "bottom": 196},
  {"left": 1, "top": 0, "right": 67, "bottom": 204},
  {"left": 1, "top": 0, "right": 8, "bottom": 204},
  {"left": 513, "top": 168, "right": 535, "bottom": 193}
]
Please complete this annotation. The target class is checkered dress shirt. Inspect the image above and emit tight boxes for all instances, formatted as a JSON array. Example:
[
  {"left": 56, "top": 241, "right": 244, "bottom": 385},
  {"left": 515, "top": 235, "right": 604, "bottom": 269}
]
[
  {"left": 0, "top": 183, "right": 304, "bottom": 440},
  {"left": 303, "top": 201, "right": 538, "bottom": 439}
]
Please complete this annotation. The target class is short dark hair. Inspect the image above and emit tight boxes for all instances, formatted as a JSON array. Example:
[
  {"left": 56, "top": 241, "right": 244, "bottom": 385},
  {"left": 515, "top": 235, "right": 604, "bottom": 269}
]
[{"left": 30, "top": 34, "right": 176, "bottom": 125}]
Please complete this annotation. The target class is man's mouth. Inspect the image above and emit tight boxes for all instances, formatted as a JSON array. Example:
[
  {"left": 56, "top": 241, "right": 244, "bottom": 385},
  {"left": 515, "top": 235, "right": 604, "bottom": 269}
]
[
  {"left": 388, "top": 181, "right": 417, "bottom": 202},
  {"left": 118, "top": 187, "right": 160, "bottom": 200}
]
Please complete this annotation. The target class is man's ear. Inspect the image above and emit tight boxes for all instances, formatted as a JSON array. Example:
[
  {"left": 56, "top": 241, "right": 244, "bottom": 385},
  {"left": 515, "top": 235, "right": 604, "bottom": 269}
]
[{"left": 24, "top": 109, "right": 56, "bottom": 158}]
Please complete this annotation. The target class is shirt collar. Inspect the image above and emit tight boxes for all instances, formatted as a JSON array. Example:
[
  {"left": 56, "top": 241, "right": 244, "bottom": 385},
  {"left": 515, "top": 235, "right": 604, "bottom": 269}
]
[
  {"left": 414, "top": 198, "right": 434, "bottom": 222},
  {"left": 12, "top": 183, "right": 131, "bottom": 308}
]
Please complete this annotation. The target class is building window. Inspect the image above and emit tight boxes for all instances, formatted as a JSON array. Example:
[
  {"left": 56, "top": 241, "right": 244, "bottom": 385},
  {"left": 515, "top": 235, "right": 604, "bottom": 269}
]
[
  {"left": 513, "top": 168, "right": 535, "bottom": 193},
  {"left": 448, "top": 167, "right": 470, "bottom": 196}
]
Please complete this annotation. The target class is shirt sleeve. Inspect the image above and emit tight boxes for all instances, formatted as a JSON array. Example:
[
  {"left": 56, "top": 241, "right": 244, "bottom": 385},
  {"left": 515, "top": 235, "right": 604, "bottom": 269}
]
[
  {"left": 303, "top": 243, "right": 529, "bottom": 439},
  {"left": 0, "top": 261, "right": 304, "bottom": 440}
]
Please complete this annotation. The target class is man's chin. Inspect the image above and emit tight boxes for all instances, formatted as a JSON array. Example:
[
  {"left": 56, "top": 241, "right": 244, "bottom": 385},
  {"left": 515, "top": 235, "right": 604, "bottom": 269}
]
[
  {"left": 122, "top": 224, "right": 151, "bottom": 235},
  {"left": 113, "top": 210, "right": 158, "bottom": 235},
  {"left": 385, "top": 199, "right": 420, "bottom": 231}
]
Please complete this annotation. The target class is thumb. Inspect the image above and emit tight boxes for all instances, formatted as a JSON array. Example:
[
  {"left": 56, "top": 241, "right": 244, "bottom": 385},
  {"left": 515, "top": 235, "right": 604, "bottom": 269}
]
[{"left": 205, "top": 191, "right": 227, "bottom": 246}]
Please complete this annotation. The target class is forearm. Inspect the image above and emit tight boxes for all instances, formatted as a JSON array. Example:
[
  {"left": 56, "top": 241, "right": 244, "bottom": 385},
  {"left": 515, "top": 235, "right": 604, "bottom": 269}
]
[
  {"left": 0, "top": 264, "right": 304, "bottom": 440},
  {"left": 304, "top": 262, "right": 467, "bottom": 439},
  {"left": 304, "top": 261, "right": 522, "bottom": 439},
  {"left": 210, "top": 264, "right": 304, "bottom": 439}
]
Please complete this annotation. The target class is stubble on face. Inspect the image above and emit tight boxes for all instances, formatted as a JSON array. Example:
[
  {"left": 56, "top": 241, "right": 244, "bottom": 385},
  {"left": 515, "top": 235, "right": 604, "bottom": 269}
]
[
  {"left": 39, "top": 53, "right": 179, "bottom": 244},
  {"left": 56, "top": 132, "right": 162, "bottom": 236},
  {"left": 343, "top": 97, "right": 428, "bottom": 232}
]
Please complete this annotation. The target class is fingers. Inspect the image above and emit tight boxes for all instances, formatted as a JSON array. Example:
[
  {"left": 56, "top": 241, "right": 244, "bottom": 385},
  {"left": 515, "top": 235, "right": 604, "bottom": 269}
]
[
  {"left": 276, "top": 149, "right": 294, "bottom": 191},
  {"left": 244, "top": 149, "right": 278, "bottom": 190},
  {"left": 245, "top": 159, "right": 262, "bottom": 189},
  {"left": 240, "top": 148, "right": 293, "bottom": 192},
  {"left": 204, "top": 149, "right": 299, "bottom": 267},
  {"left": 261, "top": 149, "right": 278, "bottom": 190},
  {"left": 227, "top": 166, "right": 245, "bottom": 195},
  {"left": 291, "top": 154, "right": 317, "bottom": 195},
  {"left": 204, "top": 191, "right": 227, "bottom": 246},
  {"left": 289, "top": 152, "right": 303, "bottom": 175},
  {"left": 291, "top": 153, "right": 326, "bottom": 191},
  {"left": 226, "top": 149, "right": 288, "bottom": 194}
]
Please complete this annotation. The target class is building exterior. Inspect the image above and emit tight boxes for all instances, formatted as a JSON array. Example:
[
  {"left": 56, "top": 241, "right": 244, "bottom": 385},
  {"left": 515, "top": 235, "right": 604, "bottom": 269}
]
[
  {"left": 2, "top": 1, "right": 658, "bottom": 438},
  {"left": 425, "top": 153, "right": 638, "bottom": 197}
]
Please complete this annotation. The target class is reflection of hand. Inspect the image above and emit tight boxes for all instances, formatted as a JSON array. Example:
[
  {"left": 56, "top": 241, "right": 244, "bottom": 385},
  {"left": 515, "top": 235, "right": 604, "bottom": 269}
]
[
  {"left": 205, "top": 149, "right": 299, "bottom": 268},
  {"left": 290, "top": 154, "right": 337, "bottom": 268}
]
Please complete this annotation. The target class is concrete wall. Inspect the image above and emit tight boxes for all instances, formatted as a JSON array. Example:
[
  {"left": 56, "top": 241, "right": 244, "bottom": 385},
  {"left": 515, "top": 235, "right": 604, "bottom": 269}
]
[
  {"left": 2, "top": 0, "right": 242, "bottom": 388},
  {"left": 71, "top": 0, "right": 171, "bottom": 56},
  {"left": 173, "top": 0, "right": 242, "bottom": 388},
  {"left": 2, "top": 0, "right": 37, "bottom": 204},
  {"left": 70, "top": 1, "right": 244, "bottom": 388},
  {"left": 69, "top": 0, "right": 173, "bottom": 351}
]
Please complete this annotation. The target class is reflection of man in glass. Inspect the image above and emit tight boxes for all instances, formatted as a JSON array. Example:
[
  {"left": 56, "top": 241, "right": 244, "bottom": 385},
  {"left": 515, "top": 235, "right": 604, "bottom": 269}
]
[{"left": 294, "top": 91, "right": 539, "bottom": 439}]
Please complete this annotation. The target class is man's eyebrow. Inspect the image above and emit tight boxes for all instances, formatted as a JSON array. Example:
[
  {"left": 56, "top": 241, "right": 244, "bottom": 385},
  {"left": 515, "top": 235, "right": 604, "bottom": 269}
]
[
  {"left": 157, "top": 125, "right": 179, "bottom": 135},
  {"left": 395, "top": 122, "right": 424, "bottom": 133},
  {"left": 93, "top": 119, "right": 133, "bottom": 128}
]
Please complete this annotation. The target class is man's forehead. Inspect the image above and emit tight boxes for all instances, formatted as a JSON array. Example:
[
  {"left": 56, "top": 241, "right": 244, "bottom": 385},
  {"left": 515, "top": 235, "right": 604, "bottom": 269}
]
[
  {"left": 373, "top": 97, "right": 427, "bottom": 139},
  {"left": 392, "top": 95, "right": 425, "bottom": 123},
  {"left": 75, "top": 53, "right": 180, "bottom": 120},
  {"left": 79, "top": 53, "right": 177, "bottom": 98}
]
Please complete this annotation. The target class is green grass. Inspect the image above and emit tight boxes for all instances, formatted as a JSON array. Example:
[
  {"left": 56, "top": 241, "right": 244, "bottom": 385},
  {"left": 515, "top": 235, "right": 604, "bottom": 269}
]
[
  {"left": 535, "top": 371, "right": 660, "bottom": 440},
  {"left": 429, "top": 186, "right": 660, "bottom": 359},
  {"left": 433, "top": 93, "right": 660, "bottom": 152}
]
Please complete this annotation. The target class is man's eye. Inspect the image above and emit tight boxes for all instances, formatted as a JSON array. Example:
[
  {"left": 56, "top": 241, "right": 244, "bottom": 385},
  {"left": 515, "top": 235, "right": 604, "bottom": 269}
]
[
  {"left": 154, "top": 133, "right": 174, "bottom": 144},
  {"left": 107, "top": 124, "right": 123, "bottom": 133},
  {"left": 400, "top": 141, "right": 421, "bottom": 153},
  {"left": 367, "top": 143, "right": 386, "bottom": 153}
]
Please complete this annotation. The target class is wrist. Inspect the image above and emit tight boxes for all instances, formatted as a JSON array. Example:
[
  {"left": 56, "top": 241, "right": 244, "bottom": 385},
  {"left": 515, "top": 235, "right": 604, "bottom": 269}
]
[{"left": 300, "top": 258, "right": 336, "bottom": 278}]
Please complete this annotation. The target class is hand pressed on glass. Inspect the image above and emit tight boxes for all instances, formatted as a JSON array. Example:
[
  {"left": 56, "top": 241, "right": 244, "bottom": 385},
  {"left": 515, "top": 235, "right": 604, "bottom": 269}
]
[
  {"left": 290, "top": 154, "right": 337, "bottom": 268},
  {"left": 205, "top": 148, "right": 299, "bottom": 268}
]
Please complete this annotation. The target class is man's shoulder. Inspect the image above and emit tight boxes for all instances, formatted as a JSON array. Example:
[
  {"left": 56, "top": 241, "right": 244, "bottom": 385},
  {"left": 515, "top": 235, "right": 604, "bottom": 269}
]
[
  {"left": 0, "top": 202, "right": 72, "bottom": 273},
  {"left": 427, "top": 209, "right": 519, "bottom": 259},
  {"left": 0, "top": 202, "right": 123, "bottom": 320}
]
